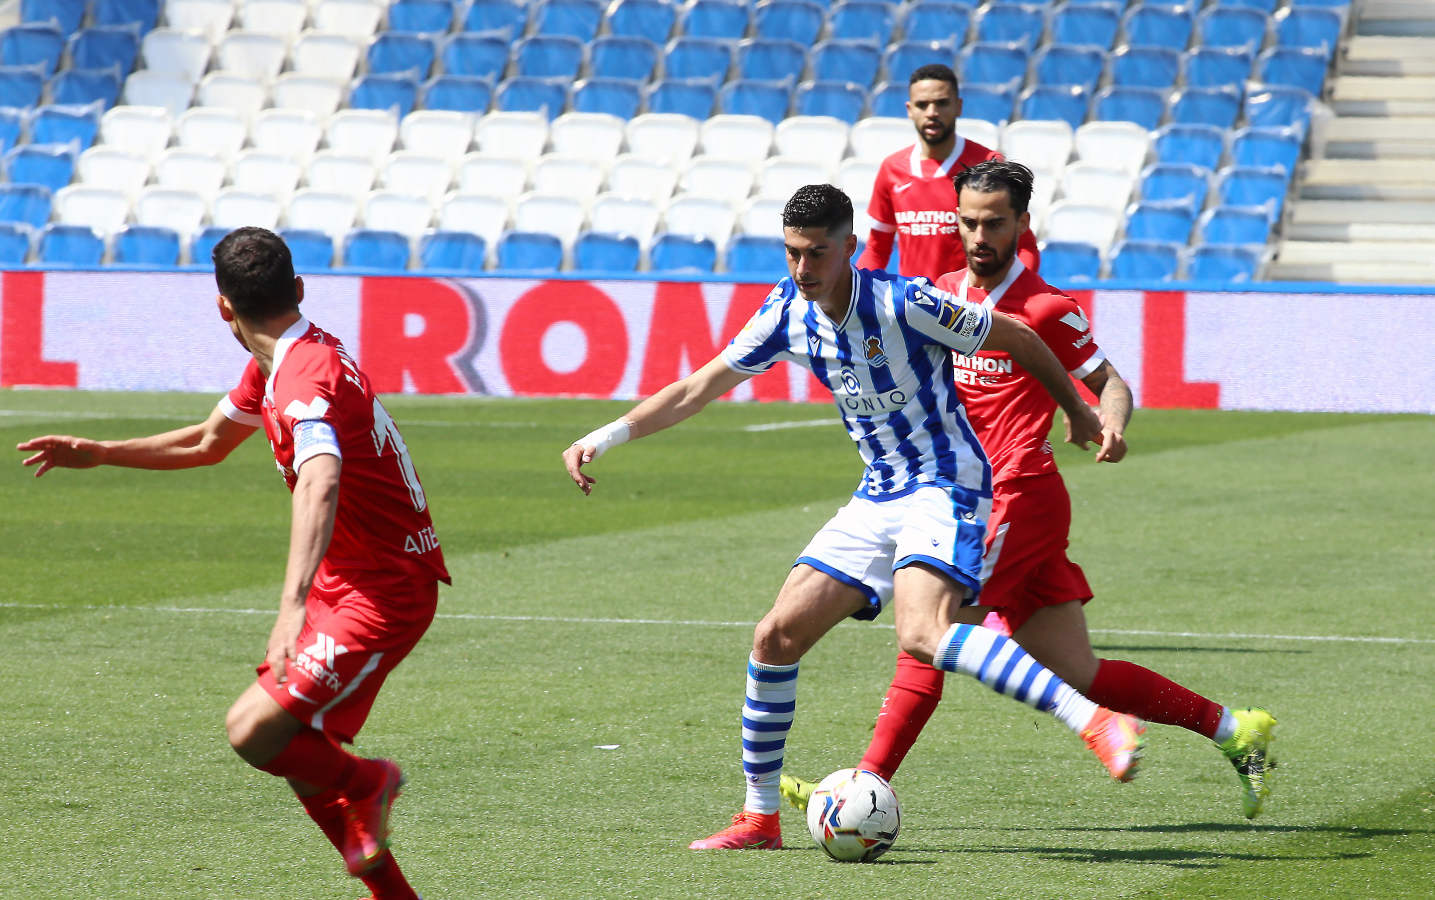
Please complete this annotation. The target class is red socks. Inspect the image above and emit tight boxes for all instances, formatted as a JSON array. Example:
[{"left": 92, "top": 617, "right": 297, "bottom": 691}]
[
  {"left": 1086, "top": 658, "right": 1225, "bottom": 740},
  {"left": 857, "top": 651, "right": 946, "bottom": 781},
  {"left": 298, "top": 789, "right": 418, "bottom": 900},
  {"left": 258, "top": 729, "right": 385, "bottom": 797}
]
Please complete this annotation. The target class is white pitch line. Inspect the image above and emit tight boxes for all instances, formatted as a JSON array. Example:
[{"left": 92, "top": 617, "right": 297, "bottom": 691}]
[
  {"left": 743, "top": 418, "right": 841, "bottom": 432},
  {"left": 2, "top": 601, "right": 1432, "bottom": 645}
]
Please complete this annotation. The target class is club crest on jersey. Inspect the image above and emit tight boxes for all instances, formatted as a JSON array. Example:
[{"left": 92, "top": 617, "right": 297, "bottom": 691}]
[{"left": 863, "top": 336, "right": 888, "bottom": 368}]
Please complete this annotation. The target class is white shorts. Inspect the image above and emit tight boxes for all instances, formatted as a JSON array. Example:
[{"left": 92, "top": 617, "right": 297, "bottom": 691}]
[{"left": 795, "top": 485, "right": 992, "bottom": 621}]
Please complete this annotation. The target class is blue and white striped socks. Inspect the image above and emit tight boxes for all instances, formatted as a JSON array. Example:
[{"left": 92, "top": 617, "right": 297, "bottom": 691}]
[
  {"left": 933, "top": 623, "right": 1098, "bottom": 733},
  {"left": 741, "top": 655, "right": 798, "bottom": 814}
]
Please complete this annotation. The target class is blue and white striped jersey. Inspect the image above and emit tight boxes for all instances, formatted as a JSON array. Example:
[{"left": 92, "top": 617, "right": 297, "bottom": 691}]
[{"left": 722, "top": 266, "right": 995, "bottom": 501}]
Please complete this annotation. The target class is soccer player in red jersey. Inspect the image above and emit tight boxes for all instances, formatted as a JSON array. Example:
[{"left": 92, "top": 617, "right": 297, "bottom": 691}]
[
  {"left": 17, "top": 227, "right": 448, "bottom": 898},
  {"left": 786, "top": 161, "right": 1277, "bottom": 820},
  {"left": 857, "top": 63, "right": 1040, "bottom": 278}
]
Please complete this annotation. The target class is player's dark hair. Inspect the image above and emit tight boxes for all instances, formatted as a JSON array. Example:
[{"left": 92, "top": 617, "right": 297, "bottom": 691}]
[
  {"left": 212, "top": 226, "right": 299, "bottom": 320},
  {"left": 782, "top": 184, "right": 853, "bottom": 235},
  {"left": 953, "top": 159, "right": 1035, "bottom": 216},
  {"left": 908, "top": 62, "right": 959, "bottom": 91}
]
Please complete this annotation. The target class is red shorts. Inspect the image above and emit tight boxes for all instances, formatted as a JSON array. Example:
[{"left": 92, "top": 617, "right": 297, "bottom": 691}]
[
  {"left": 977, "top": 472, "right": 1092, "bottom": 635},
  {"left": 257, "top": 571, "right": 438, "bottom": 744}
]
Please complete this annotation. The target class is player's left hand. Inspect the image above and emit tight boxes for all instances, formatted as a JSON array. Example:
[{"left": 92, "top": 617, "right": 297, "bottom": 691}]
[
  {"left": 561, "top": 442, "right": 598, "bottom": 495},
  {"left": 265, "top": 603, "right": 306, "bottom": 684},
  {"left": 16, "top": 435, "right": 105, "bottom": 477},
  {"left": 1093, "top": 421, "right": 1127, "bottom": 463},
  {"left": 1062, "top": 405, "right": 1103, "bottom": 451}
]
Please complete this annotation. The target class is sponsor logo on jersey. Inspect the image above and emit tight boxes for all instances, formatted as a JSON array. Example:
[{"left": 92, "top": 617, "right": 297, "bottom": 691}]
[
  {"left": 837, "top": 367, "right": 909, "bottom": 414},
  {"left": 863, "top": 337, "right": 888, "bottom": 368},
  {"left": 1072, "top": 332, "right": 1093, "bottom": 350},
  {"left": 1059, "top": 309, "right": 1090, "bottom": 333},
  {"left": 294, "top": 632, "right": 349, "bottom": 691}
]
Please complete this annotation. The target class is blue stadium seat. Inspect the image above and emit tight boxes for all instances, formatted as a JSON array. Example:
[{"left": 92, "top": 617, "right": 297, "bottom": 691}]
[
  {"left": 1107, "top": 239, "right": 1181, "bottom": 281},
  {"left": 574, "top": 231, "right": 641, "bottom": 271},
  {"left": 647, "top": 78, "right": 719, "bottom": 118},
  {"left": 4, "top": 143, "right": 77, "bottom": 194},
  {"left": 388, "top": 0, "right": 457, "bottom": 33},
  {"left": 0, "top": 221, "right": 30, "bottom": 264},
  {"left": 38, "top": 224, "right": 104, "bottom": 267},
  {"left": 962, "top": 41, "right": 1028, "bottom": 87},
  {"left": 1034, "top": 44, "right": 1105, "bottom": 92},
  {"left": 1196, "top": 6, "right": 1268, "bottom": 52},
  {"left": 1257, "top": 46, "right": 1330, "bottom": 97},
  {"left": 901, "top": 2, "right": 973, "bottom": 44},
  {"left": 1275, "top": 7, "right": 1343, "bottom": 56},
  {"left": 530, "top": 0, "right": 604, "bottom": 41},
  {"left": 1198, "top": 205, "right": 1270, "bottom": 244},
  {"left": 422, "top": 75, "right": 493, "bottom": 113},
  {"left": 1038, "top": 240, "right": 1102, "bottom": 283},
  {"left": 280, "top": 228, "right": 335, "bottom": 270},
  {"left": 493, "top": 76, "right": 569, "bottom": 119},
  {"left": 974, "top": 2, "right": 1047, "bottom": 50},
  {"left": 830, "top": 1, "right": 899, "bottom": 46},
  {"left": 1123, "top": 200, "right": 1196, "bottom": 243},
  {"left": 350, "top": 72, "right": 421, "bottom": 117},
  {"left": 736, "top": 38, "right": 807, "bottom": 83},
  {"left": 961, "top": 83, "right": 1017, "bottom": 124},
  {"left": 1168, "top": 85, "right": 1241, "bottom": 129},
  {"left": 683, "top": 0, "right": 752, "bottom": 41},
  {"left": 650, "top": 232, "right": 717, "bottom": 273},
  {"left": 0, "top": 66, "right": 45, "bottom": 109},
  {"left": 49, "top": 67, "right": 124, "bottom": 108},
  {"left": 0, "top": 183, "right": 51, "bottom": 230},
  {"left": 368, "top": 33, "right": 438, "bottom": 77},
  {"left": 1140, "top": 162, "right": 1209, "bottom": 207},
  {"left": 22, "top": 0, "right": 87, "bottom": 34},
  {"left": 93, "top": 0, "right": 160, "bottom": 31},
  {"left": 1050, "top": 2, "right": 1121, "bottom": 49},
  {"left": 1216, "top": 164, "right": 1289, "bottom": 216},
  {"left": 441, "top": 34, "right": 509, "bottom": 79},
  {"left": 419, "top": 230, "right": 487, "bottom": 272},
  {"left": 496, "top": 230, "right": 563, "bottom": 269},
  {"left": 1187, "top": 51, "right": 1255, "bottom": 93},
  {"left": 1154, "top": 123, "right": 1225, "bottom": 170},
  {"left": 869, "top": 80, "right": 908, "bottom": 118},
  {"left": 515, "top": 35, "right": 585, "bottom": 79},
  {"left": 1211, "top": 0, "right": 1277, "bottom": 11},
  {"left": 718, "top": 79, "right": 789, "bottom": 124},
  {"left": 1093, "top": 85, "right": 1166, "bottom": 129},
  {"left": 342, "top": 229, "right": 412, "bottom": 271},
  {"left": 1019, "top": 85, "right": 1089, "bottom": 130},
  {"left": 0, "top": 108, "right": 21, "bottom": 156},
  {"left": 811, "top": 40, "right": 882, "bottom": 88},
  {"left": 1186, "top": 244, "right": 1263, "bottom": 282},
  {"left": 463, "top": 0, "right": 526, "bottom": 36},
  {"left": 1, "top": 23, "right": 65, "bottom": 76},
  {"left": 724, "top": 234, "right": 786, "bottom": 278},
  {"left": 607, "top": 0, "right": 678, "bottom": 45},
  {"left": 1231, "top": 125, "right": 1302, "bottom": 175},
  {"left": 1108, "top": 45, "right": 1181, "bottom": 88},
  {"left": 795, "top": 80, "right": 867, "bottom": 123},
  {"left": 190, "top": 225, "right": 229, "bottom": 267},
  {"left": 1122, "top": 3, "right": 1195, "bottom": 51},
  {"left": 590, "top": 36, "right": 658, "bottom": 82},
  {"left": 29, "top": 104, "right": 101, "bottom": 149},
  {"left": 113, "top": 225, "right": 180, "bottom": 267},
  {"left": 574, "top": 78, "right": 642, "bottom": 118},
  {"left": 1244, "top": 84, "right": 1316, "bottom": 132},
  {"left": 884, "top": 40, "right": 960, "bottom": 84},
  {"left": 753, "top": 0, "right": 825, "bottom": 46},
  {"left": 665, "top": 37, "right": 733, "bottom": 81},
  {"left": 69, "top": 26, "right": 142, "bottom": 74}
]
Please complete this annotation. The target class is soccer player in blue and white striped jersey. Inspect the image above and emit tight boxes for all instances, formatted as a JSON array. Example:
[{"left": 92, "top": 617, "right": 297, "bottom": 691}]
[{"left": 562, "top": 184, "right": 1145, "bottom": 851}]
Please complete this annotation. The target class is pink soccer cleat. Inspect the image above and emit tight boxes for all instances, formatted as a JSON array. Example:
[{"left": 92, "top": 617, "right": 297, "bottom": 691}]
[
  {"left": 688, "top": 810, "right": 782, "bottom": 850},
  {"left": 340, "top": 759, "right": 405, "bottom": 875},
  {"left": 1081, "top": 707, "right": 1146, "bottom": 782}
]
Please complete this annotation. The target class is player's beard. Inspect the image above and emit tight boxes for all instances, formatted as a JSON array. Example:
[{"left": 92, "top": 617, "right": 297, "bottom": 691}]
[
  {"left": 967, "top": 233, "right": 1017, "bottom": 278},
  {"left": 918, "top": 119, "right": 953, "bottom": 147}
]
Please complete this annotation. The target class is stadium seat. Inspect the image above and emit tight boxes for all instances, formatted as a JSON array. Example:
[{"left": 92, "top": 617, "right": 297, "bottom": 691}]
[
  {"left": 549, "top": 112, "right": 626, "bottom": 160},
  {"left": 440, "top": 34, "right": 508, "bottom": 80},
  {"left": 1140, "top": 162, "right": 1210, "bottom": 207},
  {"left": 378, "top": 152, "right": 452, "bottom": 207},
  {"left": 308, "top": 152, "right": 377, "bottom": 197},
  {"left": 829, "top": 1, "right": 898, "bottom": 46},
  {"left": 189, "top": 224, "right": 229, "bottom": 265},
  {"left": 29, "top": 105, "right": 102, "bottom": 150},
  {"left": 1019, "top": 85, "right": 1090, "bottom": 131},
  {"left": 140, "top": 28, "right": 210, "bottom": 82},
  {"left": 512, "top": 191, "right": 586, "bottom": 245},
  {"left": 515, "top": 35, "right": 584, "bottom": 80},
  {"left": 1169, "top": 86, "right": 1241, "bottom": 129},
  {"left": 647, "top": 78, "right": 720, "bottom": 119},
  {"left": 69, "top": 26, "right": 142, "bottom": 74},
  {"left": 700, "top": 114, "right": 774, "bottom": 162},
  {"left": 573, "top": 78, "right": 641, "bottom": 119},
  {"left": 279, "top": 227, "right": 335, "bottom": 269},
  {"left": 1038, "top": 240, "right": 1102, "bottom": 283},
  {"left": 1198, "top": 205, "right": 1270, "bottom": 245},
  {"left": 0, "top": 183, "right": 51, "bottom": 230},
  {"left": 249, "top": 110, "right": 321, "bottom": 164},
  {"left": 1003, "top": 119, "right": 1074, "bottom": 177},
  {"left": 1122, "top": 3, "right": 1195, "bottom": 51},
  {"left": 1107, "top": 239, "right": 1181, "bottom": 282},
  {"left": 475, "top": 111, "right": 549, "bottom": 160},
  {"left": 1154, "top": 122, "right": 1225, "bottom": 170},
  {"left": 1184, "top": 47, "right": 1255, "bottom": 90},
  {"left": 462, "top": 0, "right": 526, "bottom": 37},
  {"left": 22, "top": 0, "right": 87, "bottom": 34},
  {"left": 38, "top": 224, "right": 105, "bottom": 266},
  {"left": 359, "top": 196, "right": 429, "bottom": 244},
  {"left": 682, "top": 0, "right": 751, "bottom": 41},
  {"left": 1033, "top": 44, "right": 1105, "bottom": 93},
  {"left": 323, "top": 110, "right": 399, "bottom": 166},
  {"left": 1050, "top": 2, "right": 1120, "bottom": 49},
  {"left": 342, "top": 229, "right": 411, "bottom": 271},
  {"left": 216, "top": 31, "right": 288, "bottom": 81},
  {"left": 736, "top": 39, "right": 808, "bottom": 84},
  {"left": 1074, "top": 121, "right": 1151, "bottom": 176},
  {"left": 367, "top": 33, "right": 437, "bottom": 78},
  {"left": 1257, "top": 46, "right": 1330, "bottom": 98},
  {"left": 418, "top": 230, "right": 487, "bottom": 272},
  {"left": 1231, "top": 125, "right": 1302, "bottom": 175},
  {"left": 422, "top": 76, "right": 494, "bottom": 114},
  {"left": 753, "top": 0, "right": 826, "bottom": 46},
  {"left": 884, "top": 40, "right": 960, "bottom": 85},
  {"left": 530, "top": 0, "right": 605, "bottom": 42},
  {"left": 626, "top": 113, "right": 699, "bottom": 166},
  {"left": 4, "top": 144, "right": 77, "bottom": 195},
  {"left": 607, "top": 0, "right": 678, "bottom": 45},
  {"left": 93, "top": 0, "right": 160, "bottom": 31},
  {"left": 286, "top": 189, "right": 360, "bottom": 238},
  {"left": 1216, "top": 165, "right": 1289, "bottom": 217},
  {"left": 122, "top": 70, "right": 193, "bottom": 117},
  {"left": 811, "top": 40, "right": 883, "bottom": 88},
  {"left": 0, "top": 221, "right": 32, "bottom": 264},
  {"left": 650, "top": 232, "right": 717, "bottom": 273},
  {"left": 494, "top": 77, "right": 569, "bottom": 120},
  {"left": 588, "top": 192, "right": 662, "bottom": 245},
  {"left": 196, "top": 73, "right": 266, "bottom": 121},
  {"left": 1, "top": 23, "right": 65, "bottom": 77},
  {"left": 496, "top": 230, "right": 564, "bottom": 269},
  {"left": 868, "top": 81, "right": 908, "bottom": 119},
  {"left": 76, "top": 147, "right": 149, "bottom": 198},
  {"left": 113, "top": 224, "right": 180, "bottom": 266},
  {"left": 99, "top": 105, "right": 173, "bottom": 162},
  {"left": 774, "top": 116, "right": 849, "bottom": 169},
  {"left": 961, "top": 41, "right": 1028, "bottom": 88},
  {"left": 665, "top": 37, "right": 734, "bottom": 82},
  {"left": 238, "top": 0, "right": 309, "bottom": 39},
  {"left": 1186, "top": 244, "right": 1263, "bottom": 282},
  {"left": 1197, "top": 6, "right": 1268, "bottom": 52},
  {"left": 1243, "top": 84, "right": 1316, "bottom": 133},
  {"left": 438, "top": 192, "right": 509, "bottom": 249},
  {"left": 210, "top": 189, "right": 283, "bottom": 230},
  {"left": 757, "top": 156, "right": 817, "bottom": 201},
  {"left": 50, "top": 68, "right": 124, "bottom": 109},
  {"left": 724, "top": 233, "right": 786, "bottom": 278},
  {"left": 719, "top": 79, "right": 790, "bottom": 125},
  {"left": 961, "top": 83, "right": 1018, "bottom": 125},
  {"left": 662, "top": 193, "right": 736, "bottom": 248},
  {"left": 590, "top": 36, "right": 658, "bottom": 83},
  {"left": 573, "top": 231, "right": 641, "bottom": 271},
  {"left": 737, "top": 196, "right": 786, "bottom": 237},
  {"left": 1274, "top": 7, "right": 1343, "bottom": 56},
  {"left": 531, "top": 154, "right": 606, "bottom": 204},
  {"left": 53, "top": 184, "right": 131, "bottom": 235},
  {"left": 350, "top": 73, "right": 421, "bottom": 118},
  {"left": 0, "top": 66, "right": 45, "bottom": 110},
  {"left": 387, "top": 0, "right": 456, "bottom": 34},
  {"left": 605, "top": 154, "right": 680, "bottom": 203},
  {"left": 401, "top": 111, "right": 477, "bottom": 163},
  {"left": 680, "top": 156, "right": 755, "bottom": 204},
  {"left": 973, "top": 2, "right": 1047, "bottom": 50},
  {"left": 0, "top": 109, "right": 20, "bottom": 156},
  {"left": 1211, "top": 0, "right": 1277, "bottom": 11},
  {"left": 454, "top": 154, "right": 524, "bottom": 201},
  {"left": 1123, "top": 200, "right": 1195, "bottom": 243},
  {"left": 310, "top": 0, "right": 383, "bottom": 37},
  {"left": 1042, "top": 201, "right": 1121, "bottom": 250},
  {"left": 154, "top": 149, "right": 225, "bottom": 200},
  {"left": 271, "top": 74, "right": 345, "bottom": 118},
  {"left": 1108, "top": 45, "right": 1181, "bottom": 90},
  {"left": 795, "top": 81, "right": 867, "bottom": 124},
  {"left": 133, "top": 186, "right": 206, "bottom": 238},
  {"left": 849, "top": 116, "right": 910, "bottom": 162},
  {"left": 1060, "top": 163, "right": 1135, "bottom": 211},
  {"left": 900, "top": 2, "right": 973, "bottom": 45}
]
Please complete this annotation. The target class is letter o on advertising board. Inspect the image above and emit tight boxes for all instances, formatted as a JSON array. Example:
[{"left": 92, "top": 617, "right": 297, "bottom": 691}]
[{"left": 500, "top": 281, "right": 629, "bottom": 397}]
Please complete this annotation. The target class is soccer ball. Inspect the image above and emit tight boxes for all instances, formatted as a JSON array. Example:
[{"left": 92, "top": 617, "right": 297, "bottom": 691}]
[{"left": 805, "top": 768, "right": 900, "bottom": 862}]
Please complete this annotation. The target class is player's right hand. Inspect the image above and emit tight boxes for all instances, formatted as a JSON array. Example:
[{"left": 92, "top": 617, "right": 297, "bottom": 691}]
[
  {"left": 16, "top": 435, "right": 105, "bottom": 477},
  {"left": 562, "top": 442, "right": 598, "bottom": 495}
]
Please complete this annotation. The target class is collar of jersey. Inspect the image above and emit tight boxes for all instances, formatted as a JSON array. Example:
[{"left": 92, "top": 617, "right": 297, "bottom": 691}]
[
  {"left": 908, "top": 139, "right": 967, "bottom": 179},
  {"left": 958, "top": 256, "right": 1026, "bottom": 310},
  {"left": 264, "top": 315, "right": 311, "bottom": 399},
  {"left": 820, "top": 264, "right": 860, "bottom": 328}
]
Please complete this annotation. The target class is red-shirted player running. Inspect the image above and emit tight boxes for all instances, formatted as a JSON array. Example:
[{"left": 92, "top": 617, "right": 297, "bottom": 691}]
[
  {"left": 857, "top": 63, "right": 1040, "bottom": 278},
  {"left": 18, "top": 227, "right": 447, "bottom": 899},
  {"left": 786, "top": 161, "right": 1278, "bottom": 820}
]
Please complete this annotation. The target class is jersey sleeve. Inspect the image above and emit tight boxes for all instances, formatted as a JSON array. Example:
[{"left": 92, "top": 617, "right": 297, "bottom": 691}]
[
  {"left": 866, "top": 157, "right": 897, "bottom": 230},
  {"left": 900, "top": 277, "right": 991, "bottom": 356},
  {"left": 721, "top": 284, "right": 795, "bottom": 374},
  {"left": 1029, "top": 293, "right": 1105, "bottom": 377},
  {"left": 220, "top": 358, "right": 265, "bottom": 426},
  {"left": 272, "top": 346, "right": 345, "bottom": 471}
]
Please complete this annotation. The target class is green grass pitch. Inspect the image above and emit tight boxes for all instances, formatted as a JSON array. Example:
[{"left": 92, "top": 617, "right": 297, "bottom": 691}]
[{"left": 2, "top": 390, "right": 1433, "bottom": 899}]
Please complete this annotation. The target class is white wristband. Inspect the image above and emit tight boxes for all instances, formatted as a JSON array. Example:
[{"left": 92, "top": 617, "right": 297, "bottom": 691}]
[{"left": 573, "top": 419, "right": 631, "bottom": 461}]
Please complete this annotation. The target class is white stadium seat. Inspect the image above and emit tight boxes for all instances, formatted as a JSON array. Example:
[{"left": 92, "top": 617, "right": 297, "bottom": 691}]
[
  {"left": 286, "top": 189, "right": 360, "bottom": 238},
  {"left": 141, "top": 29, "right": 212, "bottom": 82},
  {"left": 196, "top": 72, "right": 267, "bottom": 122},
  {"left": 529, "top": 154, "right": 606, "bottom": 206},
  {"left": 548, "top": 112, "right": 626, "bottom": 161},
  {"left": 757, "top": 156, "right": 826, "bottom": 202},
  {"left": 165, "top": 0, "right": 235, "bottom": 43},
  {"left": 1041, "top": 201, "right": 1122, "bottom": 250},
  {"left": 53, "top": 185, "right": 132, "bottom": 236},
  {"left": 310, "top": 0, "right": 385, "bottom": 39},
  {"left": 624, "top": 113, "right": 699, "bottom": 166},
  {"left": 399, "top": 111, "right": 475, "bottom": 163},
  {"left": 588, "top": 192, "right": 662, "bottom": 246},
  {"left": 773, "top": 116, "right": 850, "bottom": 169},
  {"left": 211, "top": 188, "right": 284, "bottom": 231},
  {"left": 306, "top": 151, "right": 377, "bottom": 197},
  {"left": 216, "top": 32, "right": 289, "bottom": 81},
  {"left": 122, "top": 71, "right": 194, "bottom": 118},
  {"left": 474, "top": 112, "right": 548, "bottom": 161},
  {"left": 956, "top": 117, "right": 1002, "bottom": 153},
  {"left": 835, "top": 158, "right": 879, "bottom": 210},
  {"left": 678, "top": 155, "right": 755, "bottom": 205},
  {"left": 379, "top": 151, "right": 454, "bottom": 206},
  {"left": 325, "top": 109, "right": 399, "bottom": 164},
  {"left": 100, "top": 106, "right": 173, "bottom": 162},
  {"left": 438, "top": 192, "right": 509, "bottom": 248},
  {"left": 361, "top": 190, "right": 433, "bottom": 238},
  {"left": 604, "top": 154, "right": 678, "bottom": 205},
  {"left": 175, "top": 106, "right": 248, "bottom": 162},
  {"left": 737, "top": 196, "right": 785, "bottom": 237},
  {"left": 251, "top": 109, "right": 323, "bottom": 162},
  {"left": 511, "top": 192, "right": 587, "bottom": 246},
  {"left": 271, "top": 74, "right": 345, "bottom": 118},
  {"left": 1058, "top": 163, "right": 1136, "bottom": 212},
  {"left": 153, "top": 149, "right": 226, "bottom": 203},
  {"left": 1002, "top": 120, "right": 1075, "bottom": 179},
  {"left": 238, "top": 0, "right": 311, "bottom": 41},
  {"left": 134, "top": 186, "right": 208, "bottom": 238},
  {"left": 455, "top": 153, "right": 529, "bottom": 201},
  {"left": 662, "top": 193, "right": 737, "bottom": 248},
  {"left": 849, "top": 117, "right": 911, "bottom": 163},
  {"left": 1074, "top": 121, "right": 1152, "bottom": 177},
  {"left": 77, "top": 147, "right": 151, "bottom": 199},
  {"left": 699, "top": 115, "right": 774, "bottom": 163},
  {"left": 290, "top": 31, "right": 363, "bottom": 80},
  {"left": 230, "top": 151, "right": 304, "bottom": 200}
]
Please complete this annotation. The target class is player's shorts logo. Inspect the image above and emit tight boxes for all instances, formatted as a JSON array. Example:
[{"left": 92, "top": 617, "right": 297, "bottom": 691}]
[{"left": 294, "top": 632, "right": 349, "bottom": 690}]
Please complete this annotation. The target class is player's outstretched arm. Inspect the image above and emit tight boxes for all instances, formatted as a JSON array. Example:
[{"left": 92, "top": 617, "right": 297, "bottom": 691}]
[
  {"left": 563, "top": 356, "right": 751, "bottom": 495},
  {"left": 17, "top": 404, "right": 256, "bottom": 477},
  {"left": 982, "top": 312, "right": 1102, "bottom": 448},
  {"left": 1078, "top": 361, "right": 1133, "bottom": 463}
]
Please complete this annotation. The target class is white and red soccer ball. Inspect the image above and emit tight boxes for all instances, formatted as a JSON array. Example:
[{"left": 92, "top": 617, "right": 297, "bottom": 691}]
[{"left": 805, "top": 768, "right": 901, "bottom": 862}]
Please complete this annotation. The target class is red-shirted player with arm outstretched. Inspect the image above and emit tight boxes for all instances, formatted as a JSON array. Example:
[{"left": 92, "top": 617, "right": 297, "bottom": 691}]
[
  {"left": 857, "top": 63, "right": 1040, "bottom": 278},
  {"left": 18, "top": 227, "right": 446, "bottom": 899},
  {"left": 786, "top": 161, "right": 1278, "bottom": 821}
]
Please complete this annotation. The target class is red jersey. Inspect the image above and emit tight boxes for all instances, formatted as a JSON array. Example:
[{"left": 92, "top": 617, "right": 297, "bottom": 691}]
[
  {"left": 857, "top": 139, "right": 1040, "bottom": 279},
  {"left": 936, "top": 259, "right": 1105, "bottom": 485},
  {"left": 222, "top": 318, "right": 450, "bottom": 587}
]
